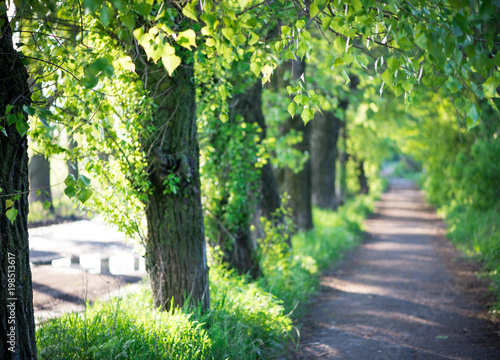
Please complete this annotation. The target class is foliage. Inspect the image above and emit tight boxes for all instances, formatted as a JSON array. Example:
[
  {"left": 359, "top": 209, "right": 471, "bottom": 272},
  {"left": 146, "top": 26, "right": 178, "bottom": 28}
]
[
  {"left": 36, "top": 190, "right": 380, "bottom": 359},
  {"left": 27, "top": 197, "right": 80, "bottom": 224},
  {"left": 37, "top": 288, "right": 211, "bottom": 360},
  {"left": 444, "top": 205, "right": 500, "bottom": 311}
]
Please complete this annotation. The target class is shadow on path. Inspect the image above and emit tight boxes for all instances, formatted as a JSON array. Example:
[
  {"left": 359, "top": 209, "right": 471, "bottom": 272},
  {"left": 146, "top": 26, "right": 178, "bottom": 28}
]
[{"left": 290, "top": 179, "right": 500, "bottom": 360}]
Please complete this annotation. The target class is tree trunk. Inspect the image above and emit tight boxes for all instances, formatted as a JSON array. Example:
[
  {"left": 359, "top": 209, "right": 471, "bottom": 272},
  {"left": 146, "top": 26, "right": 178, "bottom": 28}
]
[
  {"left": 281, "top": 60, "right": 313, "bottom": 231},
  {"left": 338, "top": 120, "right": 348, "bottom": 206},
  {"left": 0, "top": 12, "right": 37, "bottom": 360},
  {"left": 357, "top": 160, "right": 369, "bottom": 194},
  {"left": 243, "top": 83, "right": 281, "bottom": 221},
  {"left": 28, "top": 155, "right": 54, "bottom": 212},
  {"left": 137, "top": 49, "right": 209, "bottom": 311},
  {"left": 227, "top": 81, "right": 282, "bottom": 277},
  {"left": 311, "top": 111, "right": 341, "bottom": 210}
]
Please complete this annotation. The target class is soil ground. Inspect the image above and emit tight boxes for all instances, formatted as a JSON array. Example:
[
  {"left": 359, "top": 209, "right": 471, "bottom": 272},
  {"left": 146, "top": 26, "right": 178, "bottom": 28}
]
[
  {"left": 290, "top": 179, "right": 500, "bottom": 360},
  {"left": 32, "top": 265, "right": 145, "bottom": 324}
]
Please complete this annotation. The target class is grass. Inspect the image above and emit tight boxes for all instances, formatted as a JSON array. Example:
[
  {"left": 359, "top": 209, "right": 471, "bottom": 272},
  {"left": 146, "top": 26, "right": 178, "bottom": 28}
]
[
  {"left": 36, "top": 192, "right": 379, "bottom": 359},
  {"left": 28, "top": 197, "right": 81, "bottom": 224},
  {"left": 442, "top": 204, "right": 500, "bottom": 311}
]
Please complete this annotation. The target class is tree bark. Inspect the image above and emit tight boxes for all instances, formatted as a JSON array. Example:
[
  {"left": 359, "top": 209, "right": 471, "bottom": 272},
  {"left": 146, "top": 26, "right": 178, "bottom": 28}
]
[
  {"left": 0, "top": 11, "right": 37, "bottom": 360},
  {"left": 311, "top": 111, "right": 341, "bottom": 210},
  {"left": 281, "top": 60, "right": 313, "bottom": 231},
  {"left": 228, "top": 81, "right": 281, "bottom": 277},
  {"left": 136, "top": 48, "right": 209, "bottom": 311}
]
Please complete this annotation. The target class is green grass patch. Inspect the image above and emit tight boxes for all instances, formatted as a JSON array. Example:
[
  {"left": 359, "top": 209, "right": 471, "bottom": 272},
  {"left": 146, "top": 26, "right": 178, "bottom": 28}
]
[{"left": 36, "top": 192, "right": 379, "bottom": 359}]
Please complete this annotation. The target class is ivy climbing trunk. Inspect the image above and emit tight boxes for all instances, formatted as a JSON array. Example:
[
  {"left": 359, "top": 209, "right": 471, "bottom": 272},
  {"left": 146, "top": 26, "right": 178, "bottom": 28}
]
[
  {"left": 281, "top": 60, "right": 313, "bottom": 231},
  {"left": 311, "top": 110, "right": 341, "bottom": 210},
  {"left": 0, "top": 12, "right": 37, "bottom": 360},
  {"left": 137, "top": 49, "right": 209, "bottom": 312}
]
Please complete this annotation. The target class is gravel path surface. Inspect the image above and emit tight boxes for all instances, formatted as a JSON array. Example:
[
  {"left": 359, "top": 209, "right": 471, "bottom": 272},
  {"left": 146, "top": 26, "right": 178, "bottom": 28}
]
[{"left": 291, "top": 180, "right": 500, "bottom": 359}]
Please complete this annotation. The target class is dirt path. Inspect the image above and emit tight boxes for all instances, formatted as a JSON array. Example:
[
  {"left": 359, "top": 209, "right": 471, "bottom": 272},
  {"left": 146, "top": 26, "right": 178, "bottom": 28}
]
[{"left": 291, "top": 179, "right": 500, "bottom": 360}]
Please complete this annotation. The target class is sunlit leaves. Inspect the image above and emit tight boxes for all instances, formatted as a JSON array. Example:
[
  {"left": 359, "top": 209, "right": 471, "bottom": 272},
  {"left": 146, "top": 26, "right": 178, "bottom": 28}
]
[
  {"left": 177, "top": 30, "right": 197, "bottom": 50},
  {"left": 288, "top": 102, "right": 298, "bottom": 118},
  {"left": 482, "top": 76, "right": 500, "bottom": 98},
  {"left": 64, "top": 174, "right": 94, "bottom": 204},
  {"left": 182, "top": 1, "right": 198, "bottom": 22},
  {"left": 5, "top": 208, "right": 18, "bottom": 225},
  {"left": 162, "top": 54, "right": 182, "bottom": 76},
  {"left": 134, "top": 0, "right": 154, "bottom": 17}
]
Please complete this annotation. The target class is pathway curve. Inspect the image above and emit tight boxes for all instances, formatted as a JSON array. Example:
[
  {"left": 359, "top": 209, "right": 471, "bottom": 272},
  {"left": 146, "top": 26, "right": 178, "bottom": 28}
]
[{"left": 291, "top": 179, "right": 500, "bottom": 360}]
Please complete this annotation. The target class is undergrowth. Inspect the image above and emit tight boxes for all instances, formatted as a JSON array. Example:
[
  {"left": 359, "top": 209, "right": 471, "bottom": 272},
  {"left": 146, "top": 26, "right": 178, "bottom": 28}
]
[
  {"left": 441, "top": 204, "right": 500, "bottom": 312},
  {"left": 36, "top": 193, "right": 378, "bottom": 359}
]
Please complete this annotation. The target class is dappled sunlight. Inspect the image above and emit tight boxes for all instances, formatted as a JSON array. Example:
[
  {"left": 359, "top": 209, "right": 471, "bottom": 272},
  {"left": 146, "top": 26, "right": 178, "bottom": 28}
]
[{"left": 320, "top": 277, "right": 394, "bottom": 297}]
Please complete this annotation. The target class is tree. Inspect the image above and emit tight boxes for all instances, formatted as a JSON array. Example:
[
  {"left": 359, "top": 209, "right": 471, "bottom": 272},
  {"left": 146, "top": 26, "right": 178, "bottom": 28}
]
[
  {"left": 311, "top": 110, "right": 342, "bottom": 209},
  {"left": 9, "top": 0, "right": 499, "bottom": 315},
  {"left": 0, "top": 7, "right": 37, "bottom": 359},
  {"left": 28, "top": 154, "right": 54, "bottom": 212},
  {"left": 280, "top": 60, "right": 313, "bottom": 231}
]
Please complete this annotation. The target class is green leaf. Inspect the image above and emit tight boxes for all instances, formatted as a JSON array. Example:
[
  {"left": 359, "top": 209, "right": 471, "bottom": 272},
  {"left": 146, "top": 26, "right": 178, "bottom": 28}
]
[
  {"left": 222, "top": 28, "right": 235, "bottom": 42},
  {"left": 5, "top": 199, "right": 13, "bottom": 209},
  {"left": 162, "top": 54, "right": 181, "bottom": 76},
  {"left": 0, "top": 125, "right": 6, "bottom": 137},
  {"left": 281, "top": 25, "right": 291, "bottom": 35},
  {"left": 177, "top": 29, "right": 197, "bottom": 50},
  {"left": 387, "top": 58, "right": 399, "bottom": 71},
  {"left": 325, "top": 55, "right": 335, "bottom": 69},
  {"left": 121, "top": 13, "right": 135, "bottom": 30},
  {"left": 22, "top": 105, "right": 35, "bottom": 116},
  {"left": 294, "top": 95, "right": 309, "bottom": 106},
  {"left": 77, "top": 175, "right": 91, "bottom": 187},
  {"left": 100, "top": 3, "right": 114, "bottom": 26},
  {"left": 90, "top": 57, "right": 114, "bottom": 77},
  {"left": 7, "top": 113, "right": 17, "bottom": 125},
  {"left": 296, "top": 20, "right": 306, "bottom": 29},
  {"left": 288, "top": 102, "right": 298, "bottom": 117},
  {"left": 402, "top": 80, "right": 414, "bottom": 92},
  {"left": 64, "top": 186, "right": 77, "bottom": 198},
  {"left": 78, "top": 188, "right": 94, "bottom": 203},
  {"left": 482, "top": 76, "right": 500, "bottom": 98},
  {"left": 134, "top": 0, "right": 153, "bottom": 17},
  {"left": 43, "top": 200, "right": 52, "bottom": 210},
  {"left": 36, "top": 190, "right": 41, "bottom": 196},
  {"left": 310, "top": 3, "right": 320, "bottom": 17},
  {"left": 6, "top": 207, "right": 18, "bottom": 225},
  {"left": 5, "top": 104, "right": 14, "bottom": 114},
  {"left": 182, "top": 1, "right": 198, "bottom": 22},
  {"left": 381, "top": 69, "right": 393, "bottom": 87},
  {"left": 302, "top": 108, "right": 314, "bottom": 124},
  {"left": 16, "top": 119, "right": 29, "bottom": 137},
  {"left": 82, "top": 75, "right": 99, "bottom": 89},
  {"left": 64, "top": 174, "right": 76, "bottom": 187},
  {"left": 83, "top": 0, "right": 103, "bottom": 13},
  {"left": 466, "top": 104, "right": 480, "bottom": 129},
  {"left": 249, "top": 32, "right": 259, "bottom": 45}
]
